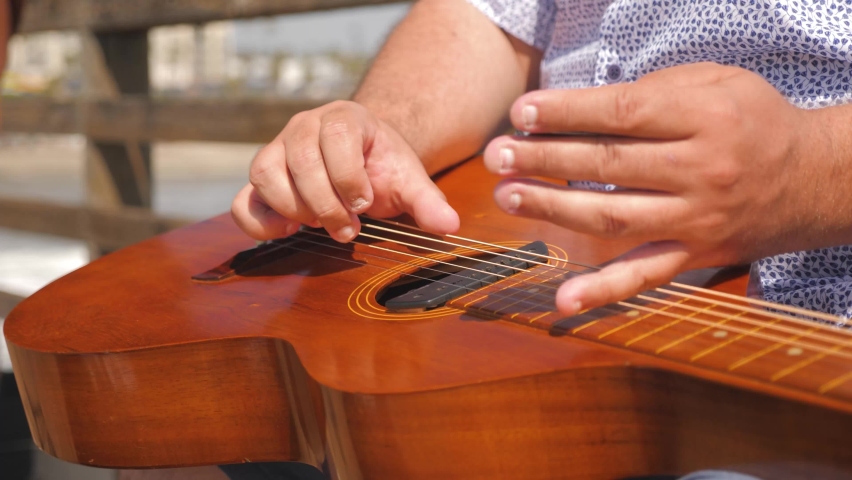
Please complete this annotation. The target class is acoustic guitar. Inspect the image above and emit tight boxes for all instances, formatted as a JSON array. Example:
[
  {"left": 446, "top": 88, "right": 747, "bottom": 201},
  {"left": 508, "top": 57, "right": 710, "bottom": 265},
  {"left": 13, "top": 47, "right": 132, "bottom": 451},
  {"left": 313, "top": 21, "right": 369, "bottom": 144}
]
[{"left": 6, "top": 157, "right": 852, "bottom": 480}]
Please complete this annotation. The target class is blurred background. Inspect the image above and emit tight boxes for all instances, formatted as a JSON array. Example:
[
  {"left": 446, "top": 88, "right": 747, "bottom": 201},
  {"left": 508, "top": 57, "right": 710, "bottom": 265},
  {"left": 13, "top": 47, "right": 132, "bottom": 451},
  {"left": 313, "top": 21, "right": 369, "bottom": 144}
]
[{"left": 0, "top": 1, "right": 409, "bottom": 478}]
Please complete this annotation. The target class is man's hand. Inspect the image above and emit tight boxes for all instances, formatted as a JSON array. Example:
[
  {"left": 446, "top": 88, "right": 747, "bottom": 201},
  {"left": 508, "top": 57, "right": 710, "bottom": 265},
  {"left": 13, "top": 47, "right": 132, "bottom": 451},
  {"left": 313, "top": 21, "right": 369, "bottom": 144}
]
[
  {"left": 484, "top": 62, "right": 832, "bottom": 315},
  {"left": 232, "top": 101, "right": 459, "bottom": 242},
  {"left": 230, "top": 0, "right": 541, "bottom": 243}
]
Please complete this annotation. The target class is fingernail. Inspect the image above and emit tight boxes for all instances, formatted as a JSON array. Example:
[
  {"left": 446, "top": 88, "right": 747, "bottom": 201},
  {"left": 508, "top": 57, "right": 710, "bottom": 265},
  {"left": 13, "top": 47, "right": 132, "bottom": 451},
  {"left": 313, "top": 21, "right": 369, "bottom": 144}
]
[
  {"left": 522, "top": 105, "right": 538, "bottom": 130},
  {"left": 508, "top": 192, "right": 522, "bottom": 212},
  {"left": 337, "top": 226, "right": 356, "bottom": 242},
  {"left": 284, "top": 223, "right": 299, "bottom": 236},
  {"left": 350, "top": 197, "right": 368, "bottom": 212},
  {"left": 570, "top": 301, "right": 583, "bottom": 315},
  {"left": 499, "top": 148, "right": 515, "bottom": 172}
]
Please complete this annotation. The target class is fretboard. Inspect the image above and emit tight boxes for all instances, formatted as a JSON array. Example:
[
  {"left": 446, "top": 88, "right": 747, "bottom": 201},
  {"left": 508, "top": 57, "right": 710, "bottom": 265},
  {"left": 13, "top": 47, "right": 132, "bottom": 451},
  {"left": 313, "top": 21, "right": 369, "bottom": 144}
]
[{"left": 448, "top": 264, "right": 852, "bottom": 405}]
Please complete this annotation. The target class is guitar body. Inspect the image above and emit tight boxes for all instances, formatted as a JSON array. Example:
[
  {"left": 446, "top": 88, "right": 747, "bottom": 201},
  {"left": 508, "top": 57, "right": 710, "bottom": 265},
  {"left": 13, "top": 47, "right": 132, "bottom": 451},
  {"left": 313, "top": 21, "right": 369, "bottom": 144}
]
[{"left": 6, "top": 158, "right": 852, "bottom": 479}]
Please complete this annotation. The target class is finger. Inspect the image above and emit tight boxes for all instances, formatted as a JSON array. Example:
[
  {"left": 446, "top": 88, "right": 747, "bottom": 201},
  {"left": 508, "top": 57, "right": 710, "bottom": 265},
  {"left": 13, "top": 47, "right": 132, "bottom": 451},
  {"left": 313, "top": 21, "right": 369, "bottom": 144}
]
[
  {"left": 555, "top": 241, "right": 690, "bottom": 315},
  {"left": 318, "top": 103, "right": 376, "bottom": 213},
  {"left": 483, "top": 134, "right": 690, "bottom": 192},
  {"left": 231, "top": 184, "right": 301, "bottom": 240},
  {"left": 511, "top": 83, "right": 705, "bottom": 138},
  {"left": 283, "top": 119, "right": 360, "bottom": 242},
  {"left": 493, "top": 179, "right": 690, "bottom": 240},
  {"left": 249, "top": 139, "right": 320, "bottom": 228},
  {"left": 396, "top": 163, "right": 460, "bottom": 235},
  {"left": 638, "top": 62, "right": 741, "bottom": 87}
]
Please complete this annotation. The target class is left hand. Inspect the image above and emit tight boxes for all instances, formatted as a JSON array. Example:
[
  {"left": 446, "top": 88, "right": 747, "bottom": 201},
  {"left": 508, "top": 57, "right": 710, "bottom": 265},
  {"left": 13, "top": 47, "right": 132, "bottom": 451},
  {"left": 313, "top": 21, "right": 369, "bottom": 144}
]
[{"left": 483, "top": 62, "right": 826, "bottom": 315}]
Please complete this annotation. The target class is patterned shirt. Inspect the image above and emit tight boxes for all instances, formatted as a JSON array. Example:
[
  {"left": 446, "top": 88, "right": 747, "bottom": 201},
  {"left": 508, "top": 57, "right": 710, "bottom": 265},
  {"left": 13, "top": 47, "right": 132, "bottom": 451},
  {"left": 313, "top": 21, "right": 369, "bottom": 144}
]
[{"left": 467, "top": 0, "right": 852, "bottom": 318}]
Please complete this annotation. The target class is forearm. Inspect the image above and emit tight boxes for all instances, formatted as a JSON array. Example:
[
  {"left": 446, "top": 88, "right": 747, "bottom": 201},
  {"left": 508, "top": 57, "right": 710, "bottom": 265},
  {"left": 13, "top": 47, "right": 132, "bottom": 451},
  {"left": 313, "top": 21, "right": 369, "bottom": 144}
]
[{"left": 353, "top": 0, "right": 540, "bottom": 174}]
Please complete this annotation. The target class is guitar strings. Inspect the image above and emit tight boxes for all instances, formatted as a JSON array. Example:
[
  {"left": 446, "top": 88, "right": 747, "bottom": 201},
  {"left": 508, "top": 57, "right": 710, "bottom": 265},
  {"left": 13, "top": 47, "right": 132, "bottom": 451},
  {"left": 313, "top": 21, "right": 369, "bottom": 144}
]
[
  {"left": 355, "top": 224, "right": 852, "bottom": 348},
  {"left": 283, "top": 231, "right": 852, "bottom": 363},
  {"left": 285, "top": 234, "right": 852, "bottom": 367},
  {"left": 300, "top": 225, "right": 852, "bottom": 344},
  {"left": 362, "top": 218, "right": 850, "bottom": 327}
]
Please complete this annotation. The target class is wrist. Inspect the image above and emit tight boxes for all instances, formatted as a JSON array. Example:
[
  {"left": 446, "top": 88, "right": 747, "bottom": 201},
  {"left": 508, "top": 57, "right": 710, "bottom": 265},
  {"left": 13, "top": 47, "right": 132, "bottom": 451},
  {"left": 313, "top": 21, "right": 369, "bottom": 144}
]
[{"left": 793, "top": 104, "right": 852, "bottom": 250}]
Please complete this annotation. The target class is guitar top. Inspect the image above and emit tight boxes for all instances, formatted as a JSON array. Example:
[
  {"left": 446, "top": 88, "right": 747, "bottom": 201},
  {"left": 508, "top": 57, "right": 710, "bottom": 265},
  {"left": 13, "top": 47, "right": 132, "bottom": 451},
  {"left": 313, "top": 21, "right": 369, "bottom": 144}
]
[{"left": 6, "top": 157, "right": 852, "bottom": 479}]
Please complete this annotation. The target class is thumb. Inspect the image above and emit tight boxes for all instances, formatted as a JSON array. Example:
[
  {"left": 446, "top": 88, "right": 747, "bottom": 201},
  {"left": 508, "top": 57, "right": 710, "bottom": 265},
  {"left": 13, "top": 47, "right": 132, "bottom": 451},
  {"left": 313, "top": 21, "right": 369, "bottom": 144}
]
[
  {"left": 556, "top": 241, "right": 691, "bottom": 315},
  {"left": 398, "top": 167, "right": 460, "bottom": 235}
]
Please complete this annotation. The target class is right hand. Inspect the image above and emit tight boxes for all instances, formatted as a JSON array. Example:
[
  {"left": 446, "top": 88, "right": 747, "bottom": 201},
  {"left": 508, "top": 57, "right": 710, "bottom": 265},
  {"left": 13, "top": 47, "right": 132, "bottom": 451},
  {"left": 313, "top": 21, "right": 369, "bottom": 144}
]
[{"left": 231, "top": 101, "right": 460, "bottom": 242}]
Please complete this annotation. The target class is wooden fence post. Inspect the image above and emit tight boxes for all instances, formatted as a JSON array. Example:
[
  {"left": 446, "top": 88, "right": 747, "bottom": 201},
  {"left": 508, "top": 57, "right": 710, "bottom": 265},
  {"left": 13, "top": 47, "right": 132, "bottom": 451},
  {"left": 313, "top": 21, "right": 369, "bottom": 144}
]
[{"left": 80, "top": 29, "right": 153, "bottom": 258}]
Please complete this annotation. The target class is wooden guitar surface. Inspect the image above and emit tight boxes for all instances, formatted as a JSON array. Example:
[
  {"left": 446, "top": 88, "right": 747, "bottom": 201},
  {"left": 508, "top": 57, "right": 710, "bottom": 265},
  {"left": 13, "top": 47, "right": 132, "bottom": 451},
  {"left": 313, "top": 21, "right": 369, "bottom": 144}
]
[{"left": 6, "top": 158, "right": 852, "bottom": 479}]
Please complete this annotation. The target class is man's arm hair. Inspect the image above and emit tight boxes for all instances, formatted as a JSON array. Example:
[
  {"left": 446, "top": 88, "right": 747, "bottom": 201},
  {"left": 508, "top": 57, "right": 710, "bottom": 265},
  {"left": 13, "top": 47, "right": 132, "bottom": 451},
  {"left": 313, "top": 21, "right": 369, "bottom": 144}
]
[{"left": 353, "top": 0, "right": 542, "bottom": 174}]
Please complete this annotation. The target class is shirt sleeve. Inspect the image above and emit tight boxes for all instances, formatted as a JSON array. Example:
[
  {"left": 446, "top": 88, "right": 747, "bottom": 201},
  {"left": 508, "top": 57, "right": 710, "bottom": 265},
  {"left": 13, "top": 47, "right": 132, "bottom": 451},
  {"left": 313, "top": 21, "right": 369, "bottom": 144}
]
[{"left": 465, "top": 0, "right": 556, "bottom": 51}]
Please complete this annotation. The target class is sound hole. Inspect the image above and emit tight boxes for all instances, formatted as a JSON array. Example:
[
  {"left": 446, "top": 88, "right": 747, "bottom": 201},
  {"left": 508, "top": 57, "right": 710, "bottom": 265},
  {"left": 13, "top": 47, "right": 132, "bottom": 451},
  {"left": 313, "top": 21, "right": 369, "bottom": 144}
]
[{"left": 376, "top": 254, "right": 494, "bottom": 308}]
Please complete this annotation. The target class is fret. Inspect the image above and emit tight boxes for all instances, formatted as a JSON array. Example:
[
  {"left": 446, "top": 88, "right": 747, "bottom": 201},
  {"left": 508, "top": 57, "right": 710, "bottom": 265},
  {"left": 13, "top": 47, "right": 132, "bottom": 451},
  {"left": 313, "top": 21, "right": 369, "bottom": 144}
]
[
  {"left": 758, "top": 349, "right": 852, "bottom": 395},
  {"left": 654, "top": 312, "right": 746, "bottom": 354},
  {"left": 623, "top": 302, "right": 719, "bottom": 347},
  {"left": 527, "top": 310, "right": 555, "bottom": 324},
  {"left": 497, "top": 269, "right": 566, "bottom": 317},
  {"left": 820, "top": 371, "right": 852, "bottom": 394},
  {"left": 461, "top": 294, "right": 488, "bottom": 308},
  {"left": 771, "top": 344, "right": 846, "bottom": 382},
  {"left": 449, "top": 265, "right": 566, "bottom": 325},
  {"left": 727, "top": 327, "right": 820, "bottom": 371},
  {"left": 451, "top": 266, "right": 852, "bottom": 403},
  {"left": 569, "top": 312, "right": 605, "bottom": 334},
  {"left": 602, "top": 301, "right": 742, "bottom": 357},
  {"left": 767, "top": 325, "right": 852, "bottom": 393},
  {"left": 596, "top": 298, "right": 689, "bottom": 339},
  {"left": 729, "top": 327, "right": 852, "bottom": 390},
  {"left": 465, "top": 266, "right": 560, "bottom": 315},
  {"left": 565, "top": 310, "right": 643, "bottom": 339},
  {"left": 690, "top": 319, "right": 781, "bottom": 362}
]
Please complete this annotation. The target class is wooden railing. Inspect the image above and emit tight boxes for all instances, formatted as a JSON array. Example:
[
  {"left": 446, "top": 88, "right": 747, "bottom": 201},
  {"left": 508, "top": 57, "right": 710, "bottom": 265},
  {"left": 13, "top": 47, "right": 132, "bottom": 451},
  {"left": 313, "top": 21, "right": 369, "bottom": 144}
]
[{"left": 1, "top": 0, "right": 404, "bottom": 311}]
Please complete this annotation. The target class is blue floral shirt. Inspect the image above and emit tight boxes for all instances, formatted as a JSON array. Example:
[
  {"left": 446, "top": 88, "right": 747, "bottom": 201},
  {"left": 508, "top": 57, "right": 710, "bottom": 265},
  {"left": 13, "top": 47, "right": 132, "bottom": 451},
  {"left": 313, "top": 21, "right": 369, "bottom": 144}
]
[{"left": 467, "top": 0, "right": 852, "bottom": 318}]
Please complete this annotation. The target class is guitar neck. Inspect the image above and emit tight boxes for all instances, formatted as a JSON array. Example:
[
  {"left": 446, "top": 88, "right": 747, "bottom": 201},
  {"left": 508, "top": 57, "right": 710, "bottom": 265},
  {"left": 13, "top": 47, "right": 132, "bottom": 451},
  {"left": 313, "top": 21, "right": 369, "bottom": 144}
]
[{"left": 450, "top": 264, "right": 852, "bottom": 407}]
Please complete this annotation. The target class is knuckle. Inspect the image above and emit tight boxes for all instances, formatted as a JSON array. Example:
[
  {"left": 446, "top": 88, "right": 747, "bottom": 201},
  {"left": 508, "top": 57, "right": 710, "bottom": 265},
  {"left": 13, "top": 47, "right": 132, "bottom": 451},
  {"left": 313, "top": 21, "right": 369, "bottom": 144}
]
[
  {"left": 536, "top": 143, "right": 559, "bottom": 174},
  {"left": 320, "top": 118, "right": 356, "bottom": 141},
  {"left": 710, "top": 97, "right": 744, "bottom": 126},
  {"left": 230, "top": 203, "right": 263, "bottom": 240},
  {"left": 289, "top": 110, "right": 310, "bottom": 125},
  {"left": 595, "top": 139, "right": 623, "bottom": 181},
  {"left": 692, "top": 211, "right": 728, "bottom": 237},
  {"left": 705, "top": 160, "right": 742, "bottom": 189},
  {"left": 628, "top": 264, "right": 654, "bottom": 292},
  {"left": 538, "top": 191, "right": 563, "bottom": 223},
  {"left": 600, "top": 204, "right": 629, "bottom": 238},
  {"left": 248, "top": 153, "right": 275, "bottom": 188},
  {"left": 325, "top": 99, "right": 352, "bottom": 112},
  {"left": 287, "top": 147, "right": 324, "bottom": 176},
  {"left": 612, "top": 89, "right": 640, "bottom": 129}
]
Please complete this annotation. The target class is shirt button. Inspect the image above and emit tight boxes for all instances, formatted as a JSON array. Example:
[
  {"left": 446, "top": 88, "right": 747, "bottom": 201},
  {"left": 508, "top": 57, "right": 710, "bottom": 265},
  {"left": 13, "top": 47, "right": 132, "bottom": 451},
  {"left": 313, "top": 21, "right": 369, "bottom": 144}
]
[{"left": 606, "top": 64, "right": 623, "bottom": 82}]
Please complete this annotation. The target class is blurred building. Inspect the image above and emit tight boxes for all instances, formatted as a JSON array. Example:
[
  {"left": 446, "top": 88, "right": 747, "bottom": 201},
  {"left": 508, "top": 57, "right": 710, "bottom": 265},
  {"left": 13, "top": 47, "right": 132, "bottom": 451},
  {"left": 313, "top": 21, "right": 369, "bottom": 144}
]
[{"left": 3, "top": 31, "right": 81, "bottom": 95}]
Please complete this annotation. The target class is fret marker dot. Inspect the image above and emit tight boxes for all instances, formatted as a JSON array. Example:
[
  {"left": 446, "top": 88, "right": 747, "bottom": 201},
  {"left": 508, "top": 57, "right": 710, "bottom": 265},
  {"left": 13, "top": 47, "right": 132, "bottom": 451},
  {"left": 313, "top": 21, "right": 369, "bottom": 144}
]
[
  {"left": 787, "top": 347, "right": 803, "bottom": 357},
  {"left": 528, "top": 287, "right": 539, "bottom": 293},
  {"left": 626, "top": 310, "right": 640, "bottom": 317},
  {"left": 713, "top": 330, "right": 728, "bottom": 339}
]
